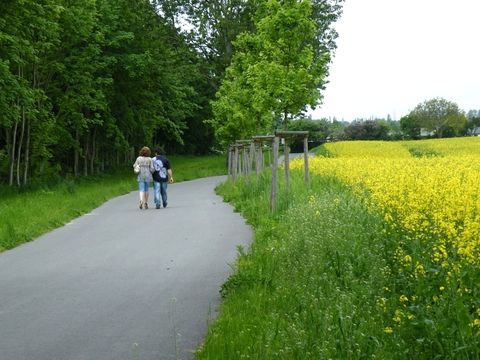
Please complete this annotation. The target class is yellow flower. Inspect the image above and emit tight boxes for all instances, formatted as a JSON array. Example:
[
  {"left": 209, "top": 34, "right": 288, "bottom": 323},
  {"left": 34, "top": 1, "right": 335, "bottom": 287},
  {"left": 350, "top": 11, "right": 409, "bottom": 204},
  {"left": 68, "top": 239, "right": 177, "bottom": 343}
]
[
  {"left": 393, "top": 309, "right": 403, "bottom": 323},
  {"left": 291, "top": 138, "right": 480, "bottom": 333},
  {"left": 384, "top": 327, "right": 394, "bottom": 334},
  {"left": 471, "top": 319, "right": 480, "bottom": 328}
]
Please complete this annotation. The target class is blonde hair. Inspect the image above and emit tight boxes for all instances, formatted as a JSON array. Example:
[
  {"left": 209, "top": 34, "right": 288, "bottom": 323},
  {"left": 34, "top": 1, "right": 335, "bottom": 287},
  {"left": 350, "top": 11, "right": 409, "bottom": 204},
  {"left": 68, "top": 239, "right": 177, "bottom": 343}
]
[{"left": 139, "top": 146, "right": 151, "bottom": 157}]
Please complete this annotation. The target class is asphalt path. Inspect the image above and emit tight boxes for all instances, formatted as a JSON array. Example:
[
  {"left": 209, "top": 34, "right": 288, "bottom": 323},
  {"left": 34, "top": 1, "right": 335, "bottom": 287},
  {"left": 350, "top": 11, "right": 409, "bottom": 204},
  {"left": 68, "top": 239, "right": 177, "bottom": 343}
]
[{"left": 0, "top": 176, "right": 252, "bottom": 360}]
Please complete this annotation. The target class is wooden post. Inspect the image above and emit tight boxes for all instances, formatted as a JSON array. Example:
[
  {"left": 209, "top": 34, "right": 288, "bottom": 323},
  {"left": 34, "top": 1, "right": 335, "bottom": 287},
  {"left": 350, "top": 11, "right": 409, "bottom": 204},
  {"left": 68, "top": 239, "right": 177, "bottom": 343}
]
[
  {"left": 228, "top": 146, "right": 233, "bottom": 179},
  {"left": 233, "top": 145, "right": 238, "bottom": 182},
  {"left": 237, "top": 146, "right": 242, "bottom": 176},
  {"left": 303, "top": 137, "right": 310, "bottom": 185},
  {"left": 250, "top": 141, "right": 255, "bottom": 176},
  {"left": 284, "top": 138, "right": 290, "bottom": 191},
  {"left": 270, "top": 137, "right": 279, "bottom": 211},
  {"left": 255, "top": 143, "right": 261, "bottom": 175},
  {"left": 246, "top": 145, "right": 251, "bottom": 175},
  {"left": 267, "top": 145, "right": 271, "bottom": 168},
  {"left": 260, "top": 145, "right": 264, "bottom": 170},
  {"left": 242, "top": 146, "right": 247, "bottom": 175}
]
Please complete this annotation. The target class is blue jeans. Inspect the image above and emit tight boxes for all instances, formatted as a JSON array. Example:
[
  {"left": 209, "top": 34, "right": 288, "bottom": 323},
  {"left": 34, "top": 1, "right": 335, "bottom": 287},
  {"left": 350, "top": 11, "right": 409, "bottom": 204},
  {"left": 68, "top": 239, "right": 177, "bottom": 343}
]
[
  {"left": 138, "top": 181, "right": 149, "bottom": 193},
  {"left": 153, "top": 181, "right": 168, "bottom": 207}
]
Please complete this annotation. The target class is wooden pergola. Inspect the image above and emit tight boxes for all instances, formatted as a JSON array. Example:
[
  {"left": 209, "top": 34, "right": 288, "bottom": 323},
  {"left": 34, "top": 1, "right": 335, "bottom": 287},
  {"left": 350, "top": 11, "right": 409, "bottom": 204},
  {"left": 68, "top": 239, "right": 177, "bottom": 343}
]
[{"left": 228, "top": 130, "right": 310, "bottom": 212}]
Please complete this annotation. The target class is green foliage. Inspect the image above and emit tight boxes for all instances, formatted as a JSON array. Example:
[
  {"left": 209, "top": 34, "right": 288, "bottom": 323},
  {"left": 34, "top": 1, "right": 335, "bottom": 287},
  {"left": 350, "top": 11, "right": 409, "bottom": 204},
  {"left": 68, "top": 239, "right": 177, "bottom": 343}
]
[
  {"left": 209, "top": 0, "right": 342, "bottom": 148},
  {"left": 287, "top": 118, "right": 329, "bottom": 141},
  {"left": 286, "top": 118, "right": 346, "bottom": 151},
  {"left": 344, "top": 119, "right": 390, "bottom": 140},
  {"left": 400, "top": 113, "right": 422, "bottom": 139},
  {"left": 406, "top": 146, "right": 441, "bottom": 158},
  {"left": 0, "top": 0, "right": 217, "bottom": 186}
]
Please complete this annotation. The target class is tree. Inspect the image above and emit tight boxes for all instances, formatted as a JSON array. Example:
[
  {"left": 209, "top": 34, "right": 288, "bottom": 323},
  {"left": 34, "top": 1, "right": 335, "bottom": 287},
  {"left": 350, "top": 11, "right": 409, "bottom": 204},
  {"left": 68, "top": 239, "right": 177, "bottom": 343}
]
[
  {"left": 163, "top": 0, "right": 257, "bottom": 88},
  {"left": 410, "top": 97, "right": 467, "bottom": 138},
  {"left": 0, "top": 0, "right": 215, "bottom": 186},
  {"left": 400, "top": 113, "right": 421, "bottom": 139},
  {"left": 465, "top": 109, "right": 480, "bottom": 135},
  {"left": 344, "top": 119, "right": 389, "bottom": 140},
  {"left": 0, "top": 0, "right": 62, "bottom": 186},
  {"left": 210, "top": 0, "right": 340, "bottom": 146}
]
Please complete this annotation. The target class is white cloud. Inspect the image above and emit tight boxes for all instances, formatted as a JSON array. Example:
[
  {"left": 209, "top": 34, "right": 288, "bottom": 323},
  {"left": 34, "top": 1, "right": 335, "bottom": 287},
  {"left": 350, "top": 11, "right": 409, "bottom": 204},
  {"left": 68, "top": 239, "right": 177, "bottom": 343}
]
[{"left": 310, "top": 0, "right": 480, "bottom": 121}]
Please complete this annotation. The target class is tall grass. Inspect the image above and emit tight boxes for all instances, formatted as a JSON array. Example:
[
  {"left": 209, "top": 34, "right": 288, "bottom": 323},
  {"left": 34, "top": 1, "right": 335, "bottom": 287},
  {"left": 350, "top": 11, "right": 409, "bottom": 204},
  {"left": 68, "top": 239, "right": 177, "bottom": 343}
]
[
  {"left": 0, "top": 155, "right": 226, "bottom": 252},
  {"left": 197, "top": 172, "right": 400, "bottom": 359}
]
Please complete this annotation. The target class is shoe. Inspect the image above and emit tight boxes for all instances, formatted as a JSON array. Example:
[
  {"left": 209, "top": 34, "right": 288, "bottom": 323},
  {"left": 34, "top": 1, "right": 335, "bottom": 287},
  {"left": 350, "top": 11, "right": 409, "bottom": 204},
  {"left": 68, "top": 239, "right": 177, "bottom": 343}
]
[
  {"left": 144, "top": 203, "right": 148, "bottom": 209},
  {"left": 163, "top": 203, "right": 167, "bottom": 208},
  {"left": 156, "top": 204, "right": 160, "bottom": 209},
  {"left": 139, "top": 201, "right": 143, "bottom": 210}
]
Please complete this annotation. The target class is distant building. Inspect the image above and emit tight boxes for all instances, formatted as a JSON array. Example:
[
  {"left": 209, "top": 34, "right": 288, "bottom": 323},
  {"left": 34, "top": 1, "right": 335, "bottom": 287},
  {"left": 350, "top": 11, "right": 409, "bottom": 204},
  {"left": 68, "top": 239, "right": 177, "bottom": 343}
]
[
  {"left": 468, "top": 127, "right": 480, "bottom": 136},
  {"left": 420, "top": 128, "right": 435, "bottom": 137}
]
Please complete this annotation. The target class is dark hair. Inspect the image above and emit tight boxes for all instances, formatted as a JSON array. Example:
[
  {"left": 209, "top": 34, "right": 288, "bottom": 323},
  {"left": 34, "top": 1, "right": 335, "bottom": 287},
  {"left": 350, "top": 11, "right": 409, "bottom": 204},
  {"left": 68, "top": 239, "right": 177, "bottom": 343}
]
[
  {"left": 139, "top": 146, "right": 151, "bottom": 157},
  {"left": 154, "top": 146, "right": 165, "bottom": 155}
]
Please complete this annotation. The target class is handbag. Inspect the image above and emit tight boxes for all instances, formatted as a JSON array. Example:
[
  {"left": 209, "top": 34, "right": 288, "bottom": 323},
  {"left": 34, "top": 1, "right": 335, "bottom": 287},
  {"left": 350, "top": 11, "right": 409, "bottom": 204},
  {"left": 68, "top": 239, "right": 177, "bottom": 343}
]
[{"left": 134, "top": 163, "right": 140, "bottom": 174}]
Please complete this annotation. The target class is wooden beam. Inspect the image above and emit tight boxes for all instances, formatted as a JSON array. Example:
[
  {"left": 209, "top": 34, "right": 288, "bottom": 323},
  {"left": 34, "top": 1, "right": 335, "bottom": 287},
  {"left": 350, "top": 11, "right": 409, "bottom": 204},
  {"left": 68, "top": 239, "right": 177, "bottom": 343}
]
[
  {"left": 252, "top": 135, "right": 275, "bottom": 142},
  {"left": 274, "top": 130, "right": 309, "bottom": 138}
]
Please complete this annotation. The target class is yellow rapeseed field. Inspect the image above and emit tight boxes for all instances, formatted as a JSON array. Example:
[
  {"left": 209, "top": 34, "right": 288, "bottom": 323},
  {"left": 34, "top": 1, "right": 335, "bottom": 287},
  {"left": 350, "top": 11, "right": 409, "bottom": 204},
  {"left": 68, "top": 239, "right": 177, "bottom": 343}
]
[{"left": 291, "top": 137, "right": 480, "bottom": 332}]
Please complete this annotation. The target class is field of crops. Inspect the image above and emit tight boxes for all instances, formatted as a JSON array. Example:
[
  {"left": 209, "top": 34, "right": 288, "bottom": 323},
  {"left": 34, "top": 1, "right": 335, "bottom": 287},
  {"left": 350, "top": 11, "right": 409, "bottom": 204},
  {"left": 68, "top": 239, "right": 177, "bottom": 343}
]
[{"left": 292, "top": 137, "right": 480, "bottom": 351}]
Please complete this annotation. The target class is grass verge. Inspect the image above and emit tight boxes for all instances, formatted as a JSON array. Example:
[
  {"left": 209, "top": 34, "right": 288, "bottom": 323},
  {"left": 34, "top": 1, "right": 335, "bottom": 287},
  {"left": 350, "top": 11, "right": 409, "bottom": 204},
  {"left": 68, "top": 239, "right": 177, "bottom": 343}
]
[
  {"left": 196, "top": 172, "right": 399, "bottom": 359},
  {"left": 0, "top": 155, "right": 226, "bottom": 252}
]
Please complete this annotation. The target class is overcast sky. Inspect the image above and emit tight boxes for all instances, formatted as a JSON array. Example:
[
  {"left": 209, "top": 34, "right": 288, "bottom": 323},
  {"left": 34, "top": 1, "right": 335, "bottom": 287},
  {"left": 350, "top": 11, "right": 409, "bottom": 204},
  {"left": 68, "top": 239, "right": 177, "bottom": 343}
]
[{"left": 309, "top": 0, "right": 480, "bottom": 121}]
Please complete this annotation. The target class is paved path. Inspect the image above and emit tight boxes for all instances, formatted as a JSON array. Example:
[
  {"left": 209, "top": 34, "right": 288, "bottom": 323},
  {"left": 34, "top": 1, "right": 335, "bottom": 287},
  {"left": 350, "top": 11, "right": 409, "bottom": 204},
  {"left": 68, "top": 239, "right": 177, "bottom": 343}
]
[{"left": 0, "top": 176, "right": 251, "bottom": 360}]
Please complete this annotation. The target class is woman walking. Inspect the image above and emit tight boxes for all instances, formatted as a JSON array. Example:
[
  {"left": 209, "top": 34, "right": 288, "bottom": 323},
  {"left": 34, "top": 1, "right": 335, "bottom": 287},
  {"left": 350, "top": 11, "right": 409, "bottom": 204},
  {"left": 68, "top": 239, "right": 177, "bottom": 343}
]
[{"left": 133, "top": 146, "right": 154, "bottom": 209}]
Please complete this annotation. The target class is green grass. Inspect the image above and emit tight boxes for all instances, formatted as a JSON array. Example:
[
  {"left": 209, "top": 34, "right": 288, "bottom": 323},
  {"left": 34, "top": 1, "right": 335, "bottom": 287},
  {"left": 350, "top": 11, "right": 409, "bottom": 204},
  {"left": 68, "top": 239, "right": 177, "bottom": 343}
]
[
  {"left": 196, "top": 172, "right": 401, "bottom": 359},
  {"left": 169, "top": 154, "right": 227, "bottom": 181},
  {"left": 0, "top": 155, "right": 226, "bottom": 252},
  {"left": 311, "top": 144, "right": 333, "bottom": 157}
]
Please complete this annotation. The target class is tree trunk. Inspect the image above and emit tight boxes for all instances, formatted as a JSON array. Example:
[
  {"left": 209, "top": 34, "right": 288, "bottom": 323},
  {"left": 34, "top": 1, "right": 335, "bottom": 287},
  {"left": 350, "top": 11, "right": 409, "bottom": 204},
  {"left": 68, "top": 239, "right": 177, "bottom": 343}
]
[
  {"left": 90, "top": 128, "right": 96, "bottom": 175},
  {"left": 16, "top": 106, "right": 26, "bottom": 187},
  {"left": 74, "top": 129, "right": 79, "bottom": 177},
  {"left": 23, "top": 118, "right": 30, "bottom": 186},
  {"left": 8, "top": 122, "right": 17, "bottom": 186},
  {"left": 84, "top": 134, "right": 89, "bottom": 176}
]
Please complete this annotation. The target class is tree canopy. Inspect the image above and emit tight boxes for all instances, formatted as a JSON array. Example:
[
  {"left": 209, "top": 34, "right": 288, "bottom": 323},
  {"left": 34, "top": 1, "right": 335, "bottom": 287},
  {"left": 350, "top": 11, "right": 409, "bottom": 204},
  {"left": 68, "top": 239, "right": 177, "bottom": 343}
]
[
  {"left": 403, "top": 98, "right": 467, "bottom": 139},
  {"left": 0, "top": 0, "right": 344, "bottom": 186},
  {"left": 208, "top": 0, "right": 343, "bottom": 147}
]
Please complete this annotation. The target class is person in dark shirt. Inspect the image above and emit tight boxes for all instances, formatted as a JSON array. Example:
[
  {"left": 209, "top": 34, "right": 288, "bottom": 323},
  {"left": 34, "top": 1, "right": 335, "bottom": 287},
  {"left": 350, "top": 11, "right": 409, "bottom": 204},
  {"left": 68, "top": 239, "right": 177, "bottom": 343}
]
[{"left": 151, "top": 147, "right": 174, "bottom": 209}]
